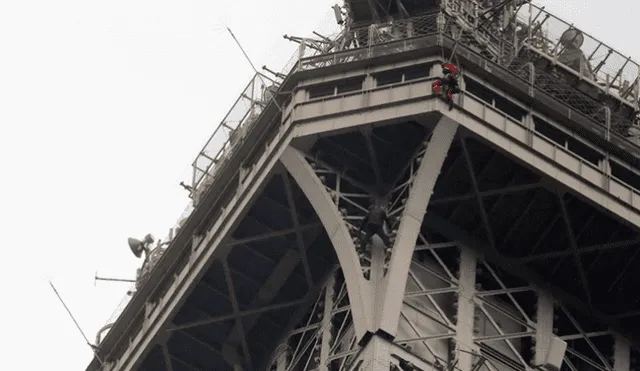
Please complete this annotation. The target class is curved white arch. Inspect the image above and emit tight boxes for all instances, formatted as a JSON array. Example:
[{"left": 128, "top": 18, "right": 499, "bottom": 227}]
[
  {"left": 280, "top": 146, "right": 373, "bottom": 341},
  {"left": 378, "top": 117, "right": 459, "bottom": 337}
]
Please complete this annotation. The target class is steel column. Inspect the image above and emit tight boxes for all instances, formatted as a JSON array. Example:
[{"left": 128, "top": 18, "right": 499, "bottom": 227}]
[
  {"left": 456, "top": 247, "right": 477, "bottom": 371},
  {"left": 613, "top": 336, "right": 631, "bottom": 371},
  {"left": 535, "top": 291, "right": 555, "bottom": 367},
  {"left": 319, "top": 273, "right": 336, "bottom": 371}
]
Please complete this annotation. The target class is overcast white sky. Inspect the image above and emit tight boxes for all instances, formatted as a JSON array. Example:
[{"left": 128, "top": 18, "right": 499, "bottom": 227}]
[{"left": 0, "top": 1, "right": 637, "bottom": 370}]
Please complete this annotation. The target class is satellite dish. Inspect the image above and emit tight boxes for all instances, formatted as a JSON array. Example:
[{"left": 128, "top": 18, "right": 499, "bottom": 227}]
[{"left": 560, "top": 28, "right": 584, "bottom": 49}]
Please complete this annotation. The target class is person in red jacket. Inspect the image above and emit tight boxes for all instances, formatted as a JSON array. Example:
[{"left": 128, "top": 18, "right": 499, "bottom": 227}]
[{"left": 432, "top": 63, "right": 461, "bottom": 109}]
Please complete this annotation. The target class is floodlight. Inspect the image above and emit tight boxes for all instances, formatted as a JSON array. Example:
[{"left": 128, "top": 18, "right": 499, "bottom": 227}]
[{"left": 128, "top": 233, "right": 154, "bottom": 258}]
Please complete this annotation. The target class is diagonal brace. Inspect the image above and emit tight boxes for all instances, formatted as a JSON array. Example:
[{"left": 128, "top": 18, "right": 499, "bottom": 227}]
[
  {"left": 460, "top": 137, "right": 497, "bottom": 254},
  {"left": 557, "top": 193, "right": 592, "bottom": 305},
  {"left": 283, "top": 174, "right": 314, "bottom": 287},
  {"left": 362, "top": 127, "right": 383, "bottom": 189},
  {"left": 223, "top": 260, "right": 254, "bottom": 371}
]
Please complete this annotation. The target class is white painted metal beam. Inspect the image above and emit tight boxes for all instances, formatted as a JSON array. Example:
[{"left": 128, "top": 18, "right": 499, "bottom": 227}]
[
  {"left": 456, "top": 247, "right": 478, "bottom": 371},
  {"left": 378, "top": 116, "right": 459, "bottom": 336},
  {"left": 535, "top": 291, "right": 554, "bottom": 367},
  {"left": 614, "top": 336, "right": 631, "bottom": 371},
  {"left": 280, "top": 145, "right": 373, "bottom": 341}
]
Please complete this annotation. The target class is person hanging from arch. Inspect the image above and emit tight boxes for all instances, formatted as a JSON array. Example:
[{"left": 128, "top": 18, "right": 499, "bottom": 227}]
[
  {"left": 432, "top": 63, "right": 461, "bottom": 110},
  {"left": 358, "top": 196, "right": 393, "bottom": 250}
]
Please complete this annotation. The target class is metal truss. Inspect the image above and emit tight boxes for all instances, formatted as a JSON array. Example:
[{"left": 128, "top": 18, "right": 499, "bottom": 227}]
[
  {"left": 302, "top": 138, "right": 440, "bottom": 281},
  {"left": 93, "top": 2, "right": 640, "bottom": 370},
  {"left": 266, "top": 270, "right": 360, "bottom": 371},
  {"left": 282, "top": 116, "right": 460, "bottom": 342},
  {"left": 265, "top": 239, "right": 635, "bottom": 371},
  {"left": 150, "top": 193, "right": 327, "bottom": 371}
]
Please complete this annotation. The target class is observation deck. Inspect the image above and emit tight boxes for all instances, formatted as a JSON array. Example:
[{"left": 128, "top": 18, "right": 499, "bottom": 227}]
[{"left": 88, "top": 1, "right": 640, "bottom": 371}]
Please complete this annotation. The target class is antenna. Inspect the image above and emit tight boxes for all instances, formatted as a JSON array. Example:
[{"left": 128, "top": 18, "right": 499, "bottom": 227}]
[
  {"left": 223, "top": 25, "right": 284, "bottom": 113},
  {"left": 48, "top": 281, "right": 104, "bottom": 366},
  {"left": 94, "top": 271, "right": 136, "bottom": 287},
  {"left": 262, "top": 65, "right": 286, "bottom": 80}
]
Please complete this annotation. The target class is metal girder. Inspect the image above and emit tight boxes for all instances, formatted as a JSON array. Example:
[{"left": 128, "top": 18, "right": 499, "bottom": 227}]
[
  {"left": 561, "top": 331, "right": 611, "bottom": 341},
  {"left": 170, "top": 354, "right": 200, "bottom": 371},
  {"left": 319, "top": 274, "right": 336, "bottom": 371},
  {"left": 162, "top": 344, "right": 174, "bottom": 371},
  {"left": 614, "top": 337, "right": 631, "bottom": 371},
  {"left": 302, "top": 153, "right": 376, "bottom": 194},
  {"left": 560, "top": 304, "right": 613, "bottom": 371},
  {"left": 281, "top": 145, "right": 372, "bottom": 341},
  {"left": 221, "top": 249, "right": 301, "bottom": 367},
  {"left": 444, "top": 150, "right": 499, "bottom": 235},
  {"left": 585, "top": 228, "right": 623, "bottom": 275},
  {"left": 282, "top": 173, "right": 314, "bottom": 287},
  {"left": 265, "top": 227, "right": 635, "bottom": 371},
  {"left": 168, "top": 300, "right": 307, "bottom": 332},
  {"left": 423, "top": 212, "right": 640, "bottom": 345},
  {"left": 456, "top": 247, "right": 478, "bottom": 371},
  {"left": 379, "top": 117, "right": 459, "bottom": 336},
  {"left": 519, "top": 238, "right": 640, "bottom": 262},
  {"left": 281, "top": 277, "right": 356, "bottom": 371},
  {"left": 557, "top": 192, "right": 592, "bottom": 304},
  {"left": 460, "top": 136, "right": 497, "bottom": 253},
  {"left": 387, "top": 137, "right": 433, "bottom": 191},
  {"left": 265, "top": 267, "right": 342, "bottom": 371},
  {"left": 607, "top": 247, "right": 640, "bottom": 294},
  {"left": 500, "top": 190, "right": 543, "bottom": 248},
  {"left": 480, "top": 262, "right": 533, "bottom": 324},
  {"left": 227, "top": 223, "right": 321, "bottom": 247},
  {"left": 549, "top": 212, "right": 597, "bottom": 276},
  {"left": 360, "top": 127, "right": 383, "bottom": 188},
  {"left": 222, "top": 260, "right": 254, "bottom": 370},
  {"left": 322, "top": 138, "right": 372, "bottom": 170},
  {"left": 179, "top": 330, "right": 226, "bottom": 367},
  {"left": 526, "top": 204, "right": 567, "bottom": 256},
  {"left": 535, "top": 291, "right": 554, "bottom": 367}
]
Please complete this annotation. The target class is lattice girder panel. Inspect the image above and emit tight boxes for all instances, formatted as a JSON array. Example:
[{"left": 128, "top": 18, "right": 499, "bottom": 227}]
[{"left": 302, "top": 132, "right": 429, "bottom": 281}]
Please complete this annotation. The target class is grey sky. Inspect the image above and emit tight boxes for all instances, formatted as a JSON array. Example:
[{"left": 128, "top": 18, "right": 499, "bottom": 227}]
[{"left": 0, "top": 1, "right": 636, "bottom": 370}]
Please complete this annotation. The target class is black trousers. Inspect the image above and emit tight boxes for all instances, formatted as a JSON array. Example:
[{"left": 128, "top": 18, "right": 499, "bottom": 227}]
[{"left": 360, "top": 223, "right": 391, "bottom": 249}]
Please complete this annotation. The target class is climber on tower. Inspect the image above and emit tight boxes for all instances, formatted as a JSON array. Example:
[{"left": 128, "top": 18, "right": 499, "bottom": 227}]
[
  {"left": 432, "top": 62, "right": 461, "bottom": 110},
  {"left": 358, "top": 196, "right": 393, "bottom": 249}
]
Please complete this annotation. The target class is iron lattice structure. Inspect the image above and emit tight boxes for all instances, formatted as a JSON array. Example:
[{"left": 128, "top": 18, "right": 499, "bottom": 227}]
[{"left": 88, "top": 1, "right": 640, "bottom": 371}]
